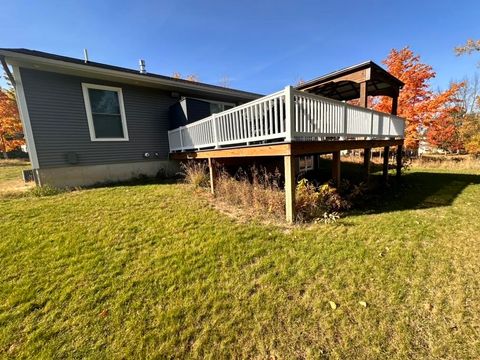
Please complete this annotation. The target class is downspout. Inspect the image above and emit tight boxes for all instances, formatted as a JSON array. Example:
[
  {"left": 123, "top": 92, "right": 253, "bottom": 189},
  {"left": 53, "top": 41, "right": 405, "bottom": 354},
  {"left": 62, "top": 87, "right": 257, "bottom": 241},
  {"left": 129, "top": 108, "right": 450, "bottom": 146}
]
[{"left": 0, "top": 56, "right": 16, "bottom": 88}]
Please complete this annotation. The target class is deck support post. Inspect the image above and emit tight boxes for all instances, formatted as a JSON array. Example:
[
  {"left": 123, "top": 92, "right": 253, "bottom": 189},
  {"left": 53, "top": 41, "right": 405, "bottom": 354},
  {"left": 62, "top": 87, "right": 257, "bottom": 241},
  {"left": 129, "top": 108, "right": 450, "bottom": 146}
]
[
  {"left": 284, "top": 155, "right": 296, "bottom": 223},
  {"left": 313, "top": 154, "right": 320, "bottom": 171},
  {"left": 363, "top": 148, "right": 371, "bottom": 182},
  {"left": 396, "top": 144, "right": 403, "bottom": 178},
  {"left": 332, "top": 151, "right": 341, "bottom": 188},
  {"left": 382, "top": 146, "right": 390, "bottom": 182},
  {"left": 208, "top": 158, "right": 216, "bottom": 195}
]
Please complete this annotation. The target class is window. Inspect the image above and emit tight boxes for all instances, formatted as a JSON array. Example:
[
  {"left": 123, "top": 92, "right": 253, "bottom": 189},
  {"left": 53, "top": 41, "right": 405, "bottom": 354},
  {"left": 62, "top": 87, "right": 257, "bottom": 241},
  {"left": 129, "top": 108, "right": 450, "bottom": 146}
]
[
  {"left": 299, "top": 156, "right": 314, "bottom": 172},
  {"left": 209, "top": 102, "right": 234, "bottom": 114},
  {"left": 82, "top": 83, "right": 129, "bottom": 141}
]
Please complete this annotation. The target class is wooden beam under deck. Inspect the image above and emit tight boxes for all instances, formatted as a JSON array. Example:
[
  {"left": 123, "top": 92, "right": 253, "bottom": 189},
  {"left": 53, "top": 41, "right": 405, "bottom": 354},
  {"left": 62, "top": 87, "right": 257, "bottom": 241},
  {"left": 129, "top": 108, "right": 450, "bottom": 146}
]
[
  {"left": 171, "top": 139, "right": 404, "bottom": 160},
  {"left": 289, "top": 139, "right": 404, "bottom": 156},
  {"left": 171, "top": 143, "right": 291, "bottom": 159}
]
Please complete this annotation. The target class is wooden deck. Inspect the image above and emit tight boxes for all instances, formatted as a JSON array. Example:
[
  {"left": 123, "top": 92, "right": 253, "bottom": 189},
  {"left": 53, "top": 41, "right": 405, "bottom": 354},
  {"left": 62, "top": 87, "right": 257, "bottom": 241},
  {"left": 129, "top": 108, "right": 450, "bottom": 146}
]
[{"left": 168, "top": 81, "right": 406, "bottom": 223}]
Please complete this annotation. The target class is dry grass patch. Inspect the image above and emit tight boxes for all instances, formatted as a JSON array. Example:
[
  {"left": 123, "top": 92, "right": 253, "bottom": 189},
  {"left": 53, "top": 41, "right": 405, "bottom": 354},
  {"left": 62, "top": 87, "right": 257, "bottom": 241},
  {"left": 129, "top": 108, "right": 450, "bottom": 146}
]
[
  {"left": 0, "top": 159, "right": 33, "bottom": 198},
  {"left": 412, "top": 155, "right": 480, "bottom": 171}
]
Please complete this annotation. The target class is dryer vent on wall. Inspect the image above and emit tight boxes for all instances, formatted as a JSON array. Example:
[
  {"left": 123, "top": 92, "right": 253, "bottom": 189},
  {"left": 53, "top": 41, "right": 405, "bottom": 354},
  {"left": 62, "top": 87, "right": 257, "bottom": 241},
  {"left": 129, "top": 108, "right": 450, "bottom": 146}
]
[{"left": 65, "top": 152, "right": 79, "bottom": 165}]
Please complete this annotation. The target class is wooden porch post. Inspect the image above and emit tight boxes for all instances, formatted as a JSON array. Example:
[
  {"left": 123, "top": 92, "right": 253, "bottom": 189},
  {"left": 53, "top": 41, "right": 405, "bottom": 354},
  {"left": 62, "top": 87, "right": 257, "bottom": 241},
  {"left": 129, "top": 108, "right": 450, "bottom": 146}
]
[
  {"left": 359, "top": 81, "right": 368, "bottom": 108},
  {"left": 284, "top": 155, "right": 296, "bottom": 223},
  {"left": 391, "top": 94, "right": 398, "bottom": 115},
  {"left": 208, "top": 158, "right": 216, "bottom": 195},
  {"left": 332, "top": 151, "right": 341, "bottom": 188},
  {"left": 382, "top": 146, "right": 390, "bottom": 182},
  {"left": 363, "top": 148, "right": 371, "bottom": 181},
  {"left": 396, "top": 144, "right": 403, "bottom": 178}
]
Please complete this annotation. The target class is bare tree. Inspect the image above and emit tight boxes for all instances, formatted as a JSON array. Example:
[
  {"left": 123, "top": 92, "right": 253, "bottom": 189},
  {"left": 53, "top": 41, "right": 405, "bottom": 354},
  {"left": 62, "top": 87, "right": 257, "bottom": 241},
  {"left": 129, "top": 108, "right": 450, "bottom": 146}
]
[
  {"left": 458, "top": 74, "right": 480, "bottom": 114},
  {"left": 455, "top": 39, "right": 480, "bottom": 67},
  {"left": 455, "top": 39, "right": 480, "bottom": 55},
  {"left": 218, "top": 75, "right": 230, "bottom": 88}
]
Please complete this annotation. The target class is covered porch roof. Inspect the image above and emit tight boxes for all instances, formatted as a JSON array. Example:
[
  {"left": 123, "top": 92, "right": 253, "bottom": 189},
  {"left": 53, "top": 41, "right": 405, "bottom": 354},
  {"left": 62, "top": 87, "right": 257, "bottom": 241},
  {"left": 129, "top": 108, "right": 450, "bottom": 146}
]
[{"left": 296, "top": 61, "right": 404, "bottom": 104}]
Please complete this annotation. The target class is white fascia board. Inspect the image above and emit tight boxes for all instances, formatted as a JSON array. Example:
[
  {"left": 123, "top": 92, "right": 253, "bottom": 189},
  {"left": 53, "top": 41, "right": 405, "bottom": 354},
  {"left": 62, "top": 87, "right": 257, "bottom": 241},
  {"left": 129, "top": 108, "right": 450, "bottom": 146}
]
[{"left": 11, "top": 65, "right": 40, "bottom": 169}]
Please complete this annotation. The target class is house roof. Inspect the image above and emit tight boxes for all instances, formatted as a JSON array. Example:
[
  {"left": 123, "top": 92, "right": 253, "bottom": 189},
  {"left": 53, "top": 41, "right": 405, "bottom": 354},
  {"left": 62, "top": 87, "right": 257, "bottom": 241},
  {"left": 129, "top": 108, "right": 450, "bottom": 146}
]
[
  {"left": 0, "top": 48, "right": 262, "bottom": 101},
  {"left": 296, "top": 61, "right": 404, "bottom": 101}
]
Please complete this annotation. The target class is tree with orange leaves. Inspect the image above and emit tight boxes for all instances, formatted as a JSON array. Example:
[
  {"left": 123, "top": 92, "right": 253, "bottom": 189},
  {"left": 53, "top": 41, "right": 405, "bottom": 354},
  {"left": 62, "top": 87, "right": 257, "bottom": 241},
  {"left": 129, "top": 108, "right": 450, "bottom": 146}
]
[
  {"left": 171, "top": 72, "right": 199, "bottom": 82},
  {"left": 373, "top": 47, "right": 462, "bottom": 150},
  {"left": 426, "top": 105, "right": 464, "bottom": 153},
  {"left": 0, "top": 87, "right": 24, "bottom": 159}
]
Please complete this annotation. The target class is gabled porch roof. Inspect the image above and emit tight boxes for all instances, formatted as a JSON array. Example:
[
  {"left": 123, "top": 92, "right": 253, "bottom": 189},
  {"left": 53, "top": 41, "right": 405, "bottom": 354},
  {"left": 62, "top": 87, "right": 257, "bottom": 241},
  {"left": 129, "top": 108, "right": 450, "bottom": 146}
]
[{"left": 296, "top": 61, "right": 404, "bottom": 101}]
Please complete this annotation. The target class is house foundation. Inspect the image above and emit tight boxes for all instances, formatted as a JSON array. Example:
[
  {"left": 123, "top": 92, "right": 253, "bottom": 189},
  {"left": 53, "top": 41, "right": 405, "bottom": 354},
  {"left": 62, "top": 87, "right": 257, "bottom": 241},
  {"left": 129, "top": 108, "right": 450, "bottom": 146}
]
[{"left": 35, "top": 160, "right": 179, "bottom": 187}]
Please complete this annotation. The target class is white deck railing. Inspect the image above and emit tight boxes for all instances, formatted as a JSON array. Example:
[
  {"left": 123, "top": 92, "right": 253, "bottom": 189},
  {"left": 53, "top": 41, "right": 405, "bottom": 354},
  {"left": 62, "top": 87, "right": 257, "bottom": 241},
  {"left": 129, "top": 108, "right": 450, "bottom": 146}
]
[{"left": 168, "top": 86, "right": 405, "bottom": 152}]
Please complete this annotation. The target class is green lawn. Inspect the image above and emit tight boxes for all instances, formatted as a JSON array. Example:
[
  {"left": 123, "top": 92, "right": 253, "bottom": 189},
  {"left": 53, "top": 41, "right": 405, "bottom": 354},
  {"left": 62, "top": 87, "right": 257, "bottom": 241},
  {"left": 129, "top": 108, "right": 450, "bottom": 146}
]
[{"left": 1, "top": 167, "right": 480, "bottom": 358}]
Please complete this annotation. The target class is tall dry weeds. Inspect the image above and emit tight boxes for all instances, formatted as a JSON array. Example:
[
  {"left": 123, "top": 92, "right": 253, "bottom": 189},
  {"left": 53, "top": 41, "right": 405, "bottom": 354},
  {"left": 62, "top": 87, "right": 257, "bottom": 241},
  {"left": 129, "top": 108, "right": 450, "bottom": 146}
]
[
  {"left": 215, "top": 166, "right": 285, "bottom": 218},
  {"left": 180, "top": 161, "right": 209, "bottom": 188}
]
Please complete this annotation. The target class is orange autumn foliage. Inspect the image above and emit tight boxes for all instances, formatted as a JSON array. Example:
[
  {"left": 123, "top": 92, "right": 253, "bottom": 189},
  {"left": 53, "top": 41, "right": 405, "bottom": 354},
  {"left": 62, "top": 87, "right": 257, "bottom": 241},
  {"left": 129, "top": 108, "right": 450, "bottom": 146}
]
[
  {"left": 373, "top": 47, "right": 462, "bottom": 150},
  {"left": 0, "top": 88, "right": 24, "bottom": 158},
  {"left": 426, "top": 106, "right": 464, "bottom": 153}
]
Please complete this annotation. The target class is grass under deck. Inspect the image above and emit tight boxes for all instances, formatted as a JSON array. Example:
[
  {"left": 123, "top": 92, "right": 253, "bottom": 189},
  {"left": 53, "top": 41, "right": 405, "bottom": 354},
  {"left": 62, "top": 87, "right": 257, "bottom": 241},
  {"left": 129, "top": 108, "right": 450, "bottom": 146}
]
[{"left": 1, "top": 161, "right": 480, "bottom": 358}]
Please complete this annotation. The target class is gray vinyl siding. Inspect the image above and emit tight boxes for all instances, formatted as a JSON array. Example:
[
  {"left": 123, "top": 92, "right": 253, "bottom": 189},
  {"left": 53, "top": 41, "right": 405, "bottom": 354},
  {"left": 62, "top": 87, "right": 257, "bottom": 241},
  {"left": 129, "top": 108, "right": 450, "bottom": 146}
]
[{"left": 21, "top": 68, "right": 178, "bottom": 168}]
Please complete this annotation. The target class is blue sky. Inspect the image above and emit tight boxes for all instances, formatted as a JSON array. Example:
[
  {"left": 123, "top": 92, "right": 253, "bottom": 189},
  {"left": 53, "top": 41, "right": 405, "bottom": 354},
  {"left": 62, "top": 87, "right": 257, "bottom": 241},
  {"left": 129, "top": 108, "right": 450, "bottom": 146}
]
[{"left": 1, "top": 0, "right": 479, "bottom": 93}]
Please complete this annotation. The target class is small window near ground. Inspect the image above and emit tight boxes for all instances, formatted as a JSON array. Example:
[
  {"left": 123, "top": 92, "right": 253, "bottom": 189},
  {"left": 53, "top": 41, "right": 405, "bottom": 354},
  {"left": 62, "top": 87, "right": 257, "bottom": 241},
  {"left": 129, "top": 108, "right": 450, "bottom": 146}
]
[
  {"left": 82, "top": 83, "right": 129, "bottom": 141},
  {"left": 299, "top": 155, "right": 314, "bottom": 172}
]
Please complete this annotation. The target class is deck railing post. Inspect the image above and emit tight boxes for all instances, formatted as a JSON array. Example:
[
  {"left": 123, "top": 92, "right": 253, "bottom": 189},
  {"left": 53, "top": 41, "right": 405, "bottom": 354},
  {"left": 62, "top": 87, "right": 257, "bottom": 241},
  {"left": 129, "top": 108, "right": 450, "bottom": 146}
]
[
  {"left": 212, "top": 114, "right": 219, "bottom": 148},
  {"left": 343, "top": 103, "right": 348, "bottom": 136},
  {"left": 179, "top": 127, "right": 184, "bottom": 151},
  {"left": 285, "top": 86, "right": 295, "bottom": 142},
  {"left": 370, "top": 112, "right": 374, "bottom": 137}
]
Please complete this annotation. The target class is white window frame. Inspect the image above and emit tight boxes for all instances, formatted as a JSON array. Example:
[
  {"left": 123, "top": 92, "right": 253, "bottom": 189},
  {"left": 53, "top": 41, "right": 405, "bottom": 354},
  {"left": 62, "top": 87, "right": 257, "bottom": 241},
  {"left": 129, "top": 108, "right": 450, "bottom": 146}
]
[
  {"left": 299, "top": 155, "right": 314, "bottom": 172},
  {"left": 81, "top": 83, "right": 129, "bottom": 141}
]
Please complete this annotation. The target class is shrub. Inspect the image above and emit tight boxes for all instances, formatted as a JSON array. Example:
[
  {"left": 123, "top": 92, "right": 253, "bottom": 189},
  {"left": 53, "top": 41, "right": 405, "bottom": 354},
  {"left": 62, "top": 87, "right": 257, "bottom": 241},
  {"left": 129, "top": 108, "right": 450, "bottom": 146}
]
[
  {"left": 29, "top": 185, "right": 65, "bottom": 197},
  {"left": 295, "top": 179, "right": 352, "bottom": 222},
  {"left": 180, "top": 161, "right": 209, "bottom": 188}
]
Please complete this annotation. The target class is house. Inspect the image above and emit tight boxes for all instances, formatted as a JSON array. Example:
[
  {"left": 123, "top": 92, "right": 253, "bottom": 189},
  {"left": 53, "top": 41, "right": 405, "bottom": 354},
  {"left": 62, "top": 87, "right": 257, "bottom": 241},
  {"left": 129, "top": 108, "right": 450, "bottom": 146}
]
[
  {"left": 0, "top": 49, "right": 261, "bottom": 186},
  {"left": 0, "top": 49, "right": 405, "bottom": 222}
]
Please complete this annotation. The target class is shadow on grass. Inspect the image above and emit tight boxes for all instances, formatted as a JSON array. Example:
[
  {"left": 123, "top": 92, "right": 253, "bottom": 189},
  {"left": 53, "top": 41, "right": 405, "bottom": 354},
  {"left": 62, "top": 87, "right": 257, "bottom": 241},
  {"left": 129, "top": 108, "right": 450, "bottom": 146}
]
[
  {"left": 364, "top": 171, "right": 480, "bottom": 214},
  {"left": 305, "top": 158, "right": 480, "bottom": 215}
]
